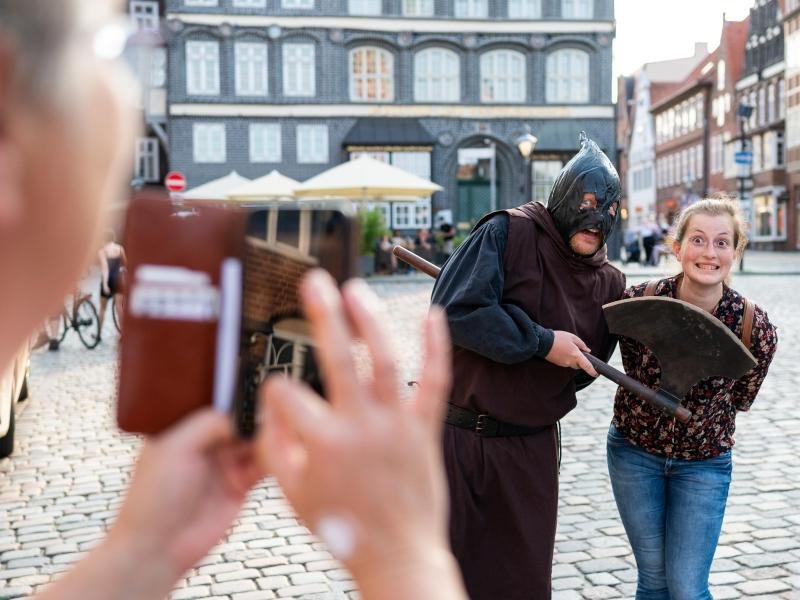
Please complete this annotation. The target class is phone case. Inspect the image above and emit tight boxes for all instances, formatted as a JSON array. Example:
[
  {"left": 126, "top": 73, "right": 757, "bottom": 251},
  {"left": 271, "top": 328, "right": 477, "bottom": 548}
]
[{"left": 116, "top": 194, "right": 246, "bottom": 435}]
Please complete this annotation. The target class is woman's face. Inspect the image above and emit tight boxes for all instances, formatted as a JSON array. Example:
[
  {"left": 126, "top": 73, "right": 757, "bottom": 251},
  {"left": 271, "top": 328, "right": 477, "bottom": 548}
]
[
  {"left": 673, "top": 213, "right": 737, "bottom": 288},
  {"left": 0, "top": 1, "right": 136, "bottom": 367}
]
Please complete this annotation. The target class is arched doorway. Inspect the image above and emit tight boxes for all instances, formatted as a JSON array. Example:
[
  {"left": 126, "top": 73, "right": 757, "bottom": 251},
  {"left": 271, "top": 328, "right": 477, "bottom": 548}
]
[{"left": 442, "top": 135, "right": 522, "bottom": 231}]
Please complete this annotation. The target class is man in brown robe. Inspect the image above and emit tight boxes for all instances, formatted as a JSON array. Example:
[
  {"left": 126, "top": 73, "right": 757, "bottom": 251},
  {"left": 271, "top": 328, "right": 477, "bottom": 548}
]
[{"left": 431, "top": 135, "right": 626, "bottom": 599}]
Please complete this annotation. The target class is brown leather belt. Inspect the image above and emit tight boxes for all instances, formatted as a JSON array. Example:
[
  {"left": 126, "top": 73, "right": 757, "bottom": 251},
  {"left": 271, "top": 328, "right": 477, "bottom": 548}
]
[{"left": 445, "top": 403, "right": 548, "bottom": 438}]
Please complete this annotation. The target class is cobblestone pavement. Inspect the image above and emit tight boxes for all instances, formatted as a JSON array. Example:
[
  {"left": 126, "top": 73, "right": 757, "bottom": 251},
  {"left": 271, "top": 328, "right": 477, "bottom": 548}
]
[{"left": 2, "top": 274, "right": 799, "bottom": 599}]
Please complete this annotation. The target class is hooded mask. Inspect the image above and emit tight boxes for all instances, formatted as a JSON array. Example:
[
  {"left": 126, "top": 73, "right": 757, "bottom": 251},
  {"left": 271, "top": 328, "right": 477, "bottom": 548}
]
[{"left": 546, "top": 132, "right": 621, "bottom": 250}]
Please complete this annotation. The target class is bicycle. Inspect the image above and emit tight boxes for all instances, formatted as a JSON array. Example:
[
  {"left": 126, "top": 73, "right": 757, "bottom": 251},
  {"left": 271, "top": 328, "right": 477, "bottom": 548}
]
[{"left": 57, "top": 292, "right": 101, "bottom": 349}]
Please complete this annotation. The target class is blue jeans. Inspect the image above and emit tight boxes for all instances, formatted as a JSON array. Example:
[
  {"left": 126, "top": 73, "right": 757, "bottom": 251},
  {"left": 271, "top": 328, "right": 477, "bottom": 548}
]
[{"left": 606, "top": 425, "right": 732, "bottom": 600}]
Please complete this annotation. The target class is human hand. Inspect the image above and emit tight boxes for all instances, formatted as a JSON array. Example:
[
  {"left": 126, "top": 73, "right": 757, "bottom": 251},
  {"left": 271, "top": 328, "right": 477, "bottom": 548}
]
[
  {"left": 545, "top": 330, "right": 597, "bottom": 377},
  {"left": 258, "top": 270, "right": 461, "bottom": 596},
  {"left": 109, "top": 410, "right": 263, "bottom": 582}
]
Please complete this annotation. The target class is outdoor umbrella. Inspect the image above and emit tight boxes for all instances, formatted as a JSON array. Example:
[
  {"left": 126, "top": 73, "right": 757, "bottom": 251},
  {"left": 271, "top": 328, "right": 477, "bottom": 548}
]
[
  {"left": 226, "top": 170, "right": 300, "bottom": 203},
  {"left": 182, "top": 171, "right": 251, "bottom": 201},
  {"left": 293, "top": 156, "right": 442, "bottom": 201}
]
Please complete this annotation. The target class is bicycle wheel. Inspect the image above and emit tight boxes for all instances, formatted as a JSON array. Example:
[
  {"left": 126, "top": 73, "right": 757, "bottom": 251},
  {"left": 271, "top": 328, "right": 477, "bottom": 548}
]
[
  {"left": 112, "top": 296, "right": 122, "bottom": 333},
  {"left": 74, "top": 297, "right": 101, "bottom": 349}
]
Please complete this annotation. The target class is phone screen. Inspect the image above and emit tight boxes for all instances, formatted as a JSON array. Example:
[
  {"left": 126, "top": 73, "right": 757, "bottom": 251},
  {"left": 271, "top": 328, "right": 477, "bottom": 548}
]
[{"left": 235, "top": 206, "right": 359, "bottom": 436}]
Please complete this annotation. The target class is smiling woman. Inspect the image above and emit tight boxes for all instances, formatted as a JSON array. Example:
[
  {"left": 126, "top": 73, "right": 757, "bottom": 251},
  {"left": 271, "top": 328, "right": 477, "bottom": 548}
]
[{"left": 607, "top": 197, "right": 778, "bottom": 600}]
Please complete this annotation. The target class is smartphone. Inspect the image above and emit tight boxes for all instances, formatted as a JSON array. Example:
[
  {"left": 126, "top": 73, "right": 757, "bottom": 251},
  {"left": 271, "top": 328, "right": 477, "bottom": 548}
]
[
  {"left": 117, "top": 193, "right": 358, "bottom": 437},
  {"left": 235, "top": 204, "right": 359, "bottom": 437}
]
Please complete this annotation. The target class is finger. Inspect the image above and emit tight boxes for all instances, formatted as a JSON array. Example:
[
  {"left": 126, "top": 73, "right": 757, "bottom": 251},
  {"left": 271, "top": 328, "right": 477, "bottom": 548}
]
[
  {"left": 575, "top": 353, "right": 598, "bottom": 378},
  {"left": 570, "top": 334, "right": 591, "bottom": 353},
  {"left": 257, "top": 378, "right": 316, "bottom": 495},
  {"left": 259, "top": 375, "right": 332, "bottom": 444},
  {"left": 299, "top": 270, "right": 363, "bottom": 410},
  {"left": 159, "top": 408, "right": 234, "bottom": 454},
  {"left": 342, "top": 279, "right": 399, "bottom": 406},
  {"left": 412, "top": 306, "right": 452, "bottom": 428}
]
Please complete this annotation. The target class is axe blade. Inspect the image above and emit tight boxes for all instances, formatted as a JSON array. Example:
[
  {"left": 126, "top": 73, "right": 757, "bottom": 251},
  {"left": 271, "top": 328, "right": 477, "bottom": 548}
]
[{"left": 602, "top": 296, "right": 757, "bottom": 399}]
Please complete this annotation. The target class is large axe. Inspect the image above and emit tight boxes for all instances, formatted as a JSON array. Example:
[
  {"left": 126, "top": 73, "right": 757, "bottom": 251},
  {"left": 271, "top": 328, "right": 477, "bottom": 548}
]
[{"left": 392, "top": 245, "right": 757, "bottom": 423}]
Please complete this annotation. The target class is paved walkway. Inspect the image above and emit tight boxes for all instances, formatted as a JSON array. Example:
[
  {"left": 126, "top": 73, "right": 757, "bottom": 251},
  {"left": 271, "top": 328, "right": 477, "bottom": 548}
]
[{"left": 1, "top": 273, "right": 798, "bottom": 599}]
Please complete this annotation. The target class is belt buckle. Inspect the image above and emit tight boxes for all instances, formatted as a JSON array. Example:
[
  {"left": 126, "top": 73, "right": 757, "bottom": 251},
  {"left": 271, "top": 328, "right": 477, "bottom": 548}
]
[{"left": 475, "top": 413, "right": 491, "bottom": 436}]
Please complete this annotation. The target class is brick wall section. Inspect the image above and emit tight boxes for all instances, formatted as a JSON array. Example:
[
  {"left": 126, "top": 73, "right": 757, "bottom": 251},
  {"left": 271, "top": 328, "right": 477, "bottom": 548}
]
[{"left": 243, "top": 239, "right": 313, "bottom": 328}]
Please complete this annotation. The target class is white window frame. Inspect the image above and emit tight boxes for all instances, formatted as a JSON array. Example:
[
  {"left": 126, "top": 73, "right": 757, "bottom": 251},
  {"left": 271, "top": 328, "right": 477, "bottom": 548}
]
[
  {"left": 480, "top": 50, "right": 526, "bottom": 103},
  {"left": 186, "top": 40, "right": 220, "bottom": 96},
  {"left": 193, "top": 123, "right": 226, "bottom": 163},
  {"left": 151, "top": 47, "right": 167, "bottom": 87},
  {"left": 414, "top": 47, "right": 460, "bottom": 102},
  {"left": 135, "top": 137, "right": 159, "bottom": 182},
  {"left": 753, "top": 193, "right": 786, "bottom": 240},
  {"left": 249, "top": 123, "right": 282, "bottom": 163},
  {"left": 508, "top": 0, "right": 541, "bottom": 18},
  {"left": 296, "top": 124, "right": 329, "bottom": 164},
  {"left": 402, "top": 0, "right": 434, "bottom": 15},
  {"left": 546, "top": 48, "right": 589, "bottom": 103},
  {"left": 130, "top": 1, "right": 159, "bottom": 32},
  {"left": 233, "top": 0, "right": 267, "bottom": 6},
  {"left": 348, "top": 0, "right": 382, "bottom": 15},
  {"left": 349, "top": 47, "right": 395, "bottom": 102},
  {"left": 561, "top": 0, "right": 592, "bottom": 19},
  {"left": 184, "top": 0, "right": 218, "bottom": 6},
  {"left": 454, "top": 0, "right": 488, "bottom": 18},
  {"left": 283, "top": 43, "right": 316, "bottom": 97},
  {"left": 392, "top": 203, "right": 413, "bottom": 229},
  {"left": 391, "top": 151, "right": 431, "bottom": 180},
  {"left": 235, "top": 42, "right": 268, "bottom": 96},
  {"left": 767, "top": 83, "right": 776, "bottom": 123},
  {"left": 282, "top": 0, "right": 314, "bottom": 6}
]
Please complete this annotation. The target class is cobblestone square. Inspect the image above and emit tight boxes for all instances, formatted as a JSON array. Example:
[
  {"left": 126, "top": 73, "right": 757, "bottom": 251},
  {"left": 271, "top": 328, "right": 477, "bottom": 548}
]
[{"left": 1, "top": 267, "right": 799, "bottom": 599}]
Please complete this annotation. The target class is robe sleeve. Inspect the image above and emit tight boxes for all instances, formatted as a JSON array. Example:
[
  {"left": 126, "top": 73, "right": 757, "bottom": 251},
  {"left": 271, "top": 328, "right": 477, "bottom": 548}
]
[{"left": 431, "top": 213, "right": 555, "bottom": 364}]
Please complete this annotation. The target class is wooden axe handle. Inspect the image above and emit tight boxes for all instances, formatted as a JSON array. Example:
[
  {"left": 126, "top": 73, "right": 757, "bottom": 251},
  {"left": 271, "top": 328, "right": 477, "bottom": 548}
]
[{"left": 391, "top": 244, "right": 693, "bottom": 423}]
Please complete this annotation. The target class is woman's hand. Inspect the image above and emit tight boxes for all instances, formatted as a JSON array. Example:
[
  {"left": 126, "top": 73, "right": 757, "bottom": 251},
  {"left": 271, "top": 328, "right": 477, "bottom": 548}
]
[{"left": 258, "top": 270, "right": 465, "bottom": 599}]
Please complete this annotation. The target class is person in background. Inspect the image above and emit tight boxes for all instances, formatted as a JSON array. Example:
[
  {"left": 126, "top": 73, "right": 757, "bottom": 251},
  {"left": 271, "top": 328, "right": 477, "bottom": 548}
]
[
  {"left": 415, "top": 227, "right": 435, "bottom": 263},
  {"left": 97, "top": 230, "right": 125, "bottom": 337},
  {"left": 0, "top": 2, "right": 467, "bottom": 599},
  {"left": 607, "top": 198, "right": 777, "bottom": 600}
]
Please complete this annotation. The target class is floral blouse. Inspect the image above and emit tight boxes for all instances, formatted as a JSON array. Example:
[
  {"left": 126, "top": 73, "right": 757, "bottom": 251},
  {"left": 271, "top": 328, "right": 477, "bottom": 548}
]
[{"left": 611, "top": 276, "right": 778, "bottom": 460}]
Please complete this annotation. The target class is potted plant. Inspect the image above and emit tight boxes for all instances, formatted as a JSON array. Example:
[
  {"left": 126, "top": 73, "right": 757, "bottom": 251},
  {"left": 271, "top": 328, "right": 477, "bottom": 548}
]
[{"left": 358, "top": 207, "right": 388, "bottom": 276}]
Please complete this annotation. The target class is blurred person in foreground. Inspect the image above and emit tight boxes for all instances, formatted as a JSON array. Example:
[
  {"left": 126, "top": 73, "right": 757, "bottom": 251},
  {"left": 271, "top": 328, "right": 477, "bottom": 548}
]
[{"left": 0, "top": 2, "right": 466, "bottom": 599}]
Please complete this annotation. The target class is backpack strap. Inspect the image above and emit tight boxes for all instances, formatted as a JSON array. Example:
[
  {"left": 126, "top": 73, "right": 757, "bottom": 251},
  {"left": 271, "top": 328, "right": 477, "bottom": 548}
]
[
  {"left": 741, "top": 297, "right": 755, "bottom": 350},
  {"left": 643, "top": 280, "right": 659, "bottom": 296}
]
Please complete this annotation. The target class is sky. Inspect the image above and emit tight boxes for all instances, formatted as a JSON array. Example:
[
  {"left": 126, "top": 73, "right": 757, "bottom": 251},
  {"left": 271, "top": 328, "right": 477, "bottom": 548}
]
[{"left": 613, "top": 0, "right": 755, "bottom": 87}]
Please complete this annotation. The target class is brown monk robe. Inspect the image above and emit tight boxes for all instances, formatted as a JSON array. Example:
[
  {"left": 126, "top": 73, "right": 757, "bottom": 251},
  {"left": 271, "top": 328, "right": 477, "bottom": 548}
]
[{"left": 431, "top": 136, "right": 625, "bottom": 599}]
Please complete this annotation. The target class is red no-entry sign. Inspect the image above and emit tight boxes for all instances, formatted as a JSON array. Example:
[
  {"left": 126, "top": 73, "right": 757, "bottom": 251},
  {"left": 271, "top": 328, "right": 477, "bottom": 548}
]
[{"left": 165, "top": 171, "right": 187, "bottom": 193}]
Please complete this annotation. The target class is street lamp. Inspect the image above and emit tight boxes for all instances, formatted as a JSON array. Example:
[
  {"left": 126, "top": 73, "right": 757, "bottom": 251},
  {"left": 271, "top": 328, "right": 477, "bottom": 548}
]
[{"left": 516, "top": 132, "right": 538, "bottom": 203}]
